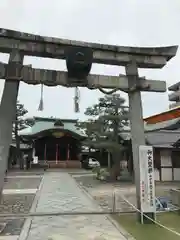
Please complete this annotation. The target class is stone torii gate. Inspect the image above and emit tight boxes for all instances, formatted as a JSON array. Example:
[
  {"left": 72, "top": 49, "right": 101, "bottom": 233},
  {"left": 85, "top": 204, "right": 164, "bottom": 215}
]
[{"left": 0, "top": 28, "right": 178, "bottom": 221}]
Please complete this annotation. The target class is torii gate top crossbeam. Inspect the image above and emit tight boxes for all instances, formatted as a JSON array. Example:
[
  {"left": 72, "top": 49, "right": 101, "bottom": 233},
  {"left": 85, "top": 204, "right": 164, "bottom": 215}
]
[{"left": 0, "top": 28, "right": 178, "bottom": 68}]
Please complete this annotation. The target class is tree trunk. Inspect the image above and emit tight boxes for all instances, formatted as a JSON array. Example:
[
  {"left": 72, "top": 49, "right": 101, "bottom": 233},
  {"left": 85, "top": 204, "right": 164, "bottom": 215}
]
[
  {"left": 109, "top": 151, "right": 122, "bottom": 180},
  {"left": 100, "top": 148, "right": 103, "bottom": 163},
  {"left": 7, "top": 151, "right": 12, "bottom": 170},
  {"left": 108, "top": 151, "right": 111, "bottom": 169},
  {"left": 109, "top": 106, "right": 121, "bottom": 180},
  {"left": 15, "top": 116, "right": 23, "bottom": 170}
]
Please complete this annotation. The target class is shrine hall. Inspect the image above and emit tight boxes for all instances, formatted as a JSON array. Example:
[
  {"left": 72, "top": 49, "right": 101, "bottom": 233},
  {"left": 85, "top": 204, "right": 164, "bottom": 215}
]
[{"left": 19, "top": 117, "right": 86, "bottom": 168}]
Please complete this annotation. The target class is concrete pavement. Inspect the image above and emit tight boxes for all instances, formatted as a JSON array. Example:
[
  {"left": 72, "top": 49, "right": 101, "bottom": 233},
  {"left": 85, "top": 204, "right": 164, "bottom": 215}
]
[{"left": 23, "top": 172, "right": 127, "bottom": 240}]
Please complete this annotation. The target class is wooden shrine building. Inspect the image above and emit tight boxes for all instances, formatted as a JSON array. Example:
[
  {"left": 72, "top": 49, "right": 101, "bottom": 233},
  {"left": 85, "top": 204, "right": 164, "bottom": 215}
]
[{"left": 19, "top": 117, "right": 86, "bottom": 168}]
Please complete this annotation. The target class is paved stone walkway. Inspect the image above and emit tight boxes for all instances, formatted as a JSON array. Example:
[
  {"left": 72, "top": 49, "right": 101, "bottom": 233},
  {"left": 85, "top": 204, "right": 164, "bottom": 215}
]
[{"left": 26, "top": 172, "right": 126, "bottom": 240}]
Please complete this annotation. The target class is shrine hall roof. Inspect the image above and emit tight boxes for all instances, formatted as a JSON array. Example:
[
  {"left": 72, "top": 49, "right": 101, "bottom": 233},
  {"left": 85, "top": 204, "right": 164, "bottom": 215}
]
[{"left": 19, "top": 117, "right": 86, "bottom": 138}]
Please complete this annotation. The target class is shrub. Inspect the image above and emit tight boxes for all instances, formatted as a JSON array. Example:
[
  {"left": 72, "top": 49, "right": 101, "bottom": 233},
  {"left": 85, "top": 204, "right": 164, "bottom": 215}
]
[
  {"left": 97, "top": 168, "right": 110, "bottom": 181},
  {"left": 92, "top": 166, "right": 100, "bottom": 173}
]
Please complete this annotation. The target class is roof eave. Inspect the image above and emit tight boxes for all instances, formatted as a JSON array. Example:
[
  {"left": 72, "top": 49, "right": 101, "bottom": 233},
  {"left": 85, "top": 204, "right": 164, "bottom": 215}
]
[{"left": 20, "top": 128, "right": 86, "bottom": 140}]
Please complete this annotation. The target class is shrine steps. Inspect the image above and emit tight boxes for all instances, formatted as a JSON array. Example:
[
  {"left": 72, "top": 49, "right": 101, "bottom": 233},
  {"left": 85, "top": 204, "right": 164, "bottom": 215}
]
[{"left": 37, "top": 160, "right": 81, "bottom": 169}]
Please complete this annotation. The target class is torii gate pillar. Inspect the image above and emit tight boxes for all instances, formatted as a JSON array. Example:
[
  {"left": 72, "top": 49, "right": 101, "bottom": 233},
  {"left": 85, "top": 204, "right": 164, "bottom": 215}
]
[
  {"left": 0, "top": 50, "right": 24, "bottom": 197},
  {"left": 125, "top": 61, "right": 155, "bottom": 222}
]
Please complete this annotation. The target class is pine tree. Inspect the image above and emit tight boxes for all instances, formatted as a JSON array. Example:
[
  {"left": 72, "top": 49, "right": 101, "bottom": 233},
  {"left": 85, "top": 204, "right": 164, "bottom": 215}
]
[
  {"left": 12, "top": 101, "right": 34, "bottom": 169},
  {"left": 79, "top": 93, "right": 129, "bottom": 179}
]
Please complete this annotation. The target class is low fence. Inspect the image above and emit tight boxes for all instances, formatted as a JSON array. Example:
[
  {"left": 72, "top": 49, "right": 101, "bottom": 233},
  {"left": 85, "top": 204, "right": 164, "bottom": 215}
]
[{"left": 170, "top": 188, "right": 180, "bottom": 207}]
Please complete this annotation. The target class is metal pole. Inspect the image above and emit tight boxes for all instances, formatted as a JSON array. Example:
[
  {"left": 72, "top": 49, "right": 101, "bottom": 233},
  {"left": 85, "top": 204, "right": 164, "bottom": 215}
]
[
  {"left": 44, "top": 143, "right": 46, "bottom": 163},
  {"left": 125, "top": 61, "right": 155, "bottom": 222},
  {"left": 108, "top": 151, "right": 111, "bottom": 169},
  {"left": 67, "top": 144, "right": 70, "bottom": 161},
  {"left": 56, "top": 144, "right": 58, "bottom": 164},
  {"left": 112, "top": 190, "right": 116, "bottom": 212},
  {"left": 0, "top": 50, "right": 24, "bottom": 198}
]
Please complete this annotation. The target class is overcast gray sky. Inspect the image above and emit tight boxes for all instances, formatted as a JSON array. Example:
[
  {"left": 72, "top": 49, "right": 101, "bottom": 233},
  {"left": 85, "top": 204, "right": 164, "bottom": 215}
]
[{"left": 0, "top": 0, "right": 180, "bottom": 120}]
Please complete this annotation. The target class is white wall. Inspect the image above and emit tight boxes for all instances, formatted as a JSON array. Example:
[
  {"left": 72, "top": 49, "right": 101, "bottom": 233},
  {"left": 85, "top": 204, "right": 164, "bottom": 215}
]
[
  {"left": 161, "top": 168, "right": 172, "bottom": 181},
  {"left": 154, "top": 169, "right": 160, "bottom": 181},
  {"left": 161, "top": 150, "right": 172, "bottom": 181},
  {"left": 174, "top": 168, "right": 180, "bottom": 181},
  {"left": 161, "top": 150, "right": 172, "bottom": 167},
  {"left": 153, "top": 149, "right": 180, "bottom": 181}
]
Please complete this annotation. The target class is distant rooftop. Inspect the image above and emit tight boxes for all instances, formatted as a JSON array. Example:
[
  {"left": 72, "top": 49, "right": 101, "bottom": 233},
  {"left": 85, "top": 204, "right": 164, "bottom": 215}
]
[
  {"left": 19, "top": 116, "right": 85, "bottom": 138},
  {"left": 168, "top": 82, "right": 180, "bottom": 91},
  {"left": 33, "top": 117, "right": 78, "bottom": 123},
  {"left": 144, "top": 107, "right": 180, "bottom": 124}
]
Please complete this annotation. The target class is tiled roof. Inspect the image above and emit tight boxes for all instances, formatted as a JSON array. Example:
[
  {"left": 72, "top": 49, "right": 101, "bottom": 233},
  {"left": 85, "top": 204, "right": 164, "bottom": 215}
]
[
  {"left": 120, "top": 117, "right": 180, "bottom": 139},
  {"left": 144, "top": 107, "right": 180, "bottom": 124},
  {"left": 120, "top": 117, "right": 180, "bottom": 135},
  {"left": 146, "top": 130, "right": 180, "bottom": 148},
  {"left": 19, "top": 117, "right": 86, "bottom": 138},
  {"left": 19, "top": 116, "right": 180, "bottom": 147},
  {"left": 120, "top": 129, "right": 180, "bottom": 148},
  {"left": 144, "top": 118, "right": 180, "bottom": 131}
]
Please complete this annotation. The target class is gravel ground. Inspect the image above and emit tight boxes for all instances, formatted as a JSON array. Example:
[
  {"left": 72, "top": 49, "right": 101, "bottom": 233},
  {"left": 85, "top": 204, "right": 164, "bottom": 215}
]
[
  {"left": 0, "top": 218, "right": 25, "bottom": 236},
  {"left": 0, "top": 194, "right": 35, "bottom": 214},
  {"left": 74, "top": 175, "right": 180, "bottom": 213},
  {"left": 0, "top": 174, "right": 43, "bottom": 237},
  {"left": 0, "top": 194, "right": 36, "bottom": 236},
  {"left": 75, "top": 175, "right": 133, "bottom": 190},
  {"left": 4, "top": 177, "right": 42, "bottom": 189},
  {"left": 75, "top": 175, "right": 135, "bottom": 212}
]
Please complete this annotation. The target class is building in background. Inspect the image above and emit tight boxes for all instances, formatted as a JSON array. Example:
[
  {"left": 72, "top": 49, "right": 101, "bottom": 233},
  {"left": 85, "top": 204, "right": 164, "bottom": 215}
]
[
  {"left": 19, "top": 117, "right": 86, "bottom": 168},
  {"left": 168, "top": 82, "right": 180, "bottom": 109},
  {"left": 142, "top": 107, "right": 180, "bottom": 181},
  {"left": 11, "top": 109, "right": 180, "bottom": 181}
]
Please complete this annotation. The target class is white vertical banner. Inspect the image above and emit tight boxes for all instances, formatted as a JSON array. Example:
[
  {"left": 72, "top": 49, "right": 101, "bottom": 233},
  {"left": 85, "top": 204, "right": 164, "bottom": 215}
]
[{"left": 139, "top": 145, "right": 156, "bottom": 215}]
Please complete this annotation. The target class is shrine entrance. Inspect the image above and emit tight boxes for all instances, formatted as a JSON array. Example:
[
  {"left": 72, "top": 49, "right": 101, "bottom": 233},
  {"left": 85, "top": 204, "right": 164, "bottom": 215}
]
[
  {"left": 35, "top": 135, "right": 80, "bottom": 162},
  {"left": 19, "top": 117, "right": 85, "bottom": 168},
  {"left": 34, "top": 131, "right": 81, "bottom": 168}
]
